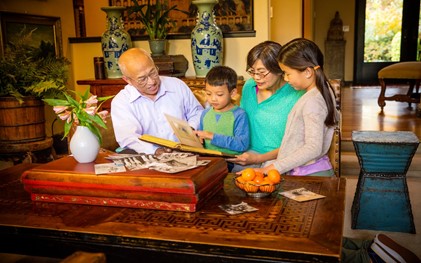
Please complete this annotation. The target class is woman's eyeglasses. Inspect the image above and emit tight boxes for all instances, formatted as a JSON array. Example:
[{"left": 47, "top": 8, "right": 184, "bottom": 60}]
[{"left": 246, "top": 69, "right": 271, "bottom": 79}]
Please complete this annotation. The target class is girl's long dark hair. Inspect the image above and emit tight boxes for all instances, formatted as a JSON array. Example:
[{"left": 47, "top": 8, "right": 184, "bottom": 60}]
[{"left": 278, "top": 38, "right": 338, "bottom": 127}]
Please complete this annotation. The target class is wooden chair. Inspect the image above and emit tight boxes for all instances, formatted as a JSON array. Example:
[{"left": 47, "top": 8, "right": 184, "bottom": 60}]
[
  {"left": 328, "top": 123, "right": 341, "bottom": 177},
  {"left": 327, "top": 79, "right": 342, "bottom": 177},
  {"left": 377, "top": 61, "right": 421, "bottom": 110}
]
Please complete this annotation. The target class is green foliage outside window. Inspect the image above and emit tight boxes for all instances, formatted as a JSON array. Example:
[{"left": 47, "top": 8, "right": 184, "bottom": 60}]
[{"left": 364, "top": 0, "right": 402, "bottom": 62}]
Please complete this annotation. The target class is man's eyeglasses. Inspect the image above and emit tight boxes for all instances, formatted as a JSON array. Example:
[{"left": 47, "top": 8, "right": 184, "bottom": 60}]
[
  {"left": 128, "top": 67, "right": 159, "bottom": 86},
  {"left": 246, "top": 69, "right": 271, "bottom": 79}
]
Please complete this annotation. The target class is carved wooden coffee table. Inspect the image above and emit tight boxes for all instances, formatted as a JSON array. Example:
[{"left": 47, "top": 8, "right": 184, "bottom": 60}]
[{"left": 0, "top": 164, "right": 345, "bottom": 263}]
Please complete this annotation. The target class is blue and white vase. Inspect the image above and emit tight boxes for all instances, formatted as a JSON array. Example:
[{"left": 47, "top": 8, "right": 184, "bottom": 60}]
[
  {"left": 191, "top": 0, "right": 223, "bottom": 78},
  {"left": 101, "top": 6, "right": 132, "bottom": 78}
]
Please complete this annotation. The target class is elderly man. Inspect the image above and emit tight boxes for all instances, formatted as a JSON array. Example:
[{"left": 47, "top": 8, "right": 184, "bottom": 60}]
[{"left": 111, "top": 48, "right": 203, "bottom": 154}]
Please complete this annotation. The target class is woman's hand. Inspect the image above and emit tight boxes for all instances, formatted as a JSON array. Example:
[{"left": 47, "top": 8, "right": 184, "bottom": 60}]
[{"left": 227, "top": 151, "right": 260, "bottom": 166}]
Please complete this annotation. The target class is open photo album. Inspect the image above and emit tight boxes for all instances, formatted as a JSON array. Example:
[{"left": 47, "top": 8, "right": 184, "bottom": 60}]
[{"left": 139, "top": 114, "right": 236, "bottom": 158}]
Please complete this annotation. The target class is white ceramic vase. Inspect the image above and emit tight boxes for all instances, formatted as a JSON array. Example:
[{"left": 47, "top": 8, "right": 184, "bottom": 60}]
[{"left": 70, "top": 126, "right": 100, "bottom": 163}]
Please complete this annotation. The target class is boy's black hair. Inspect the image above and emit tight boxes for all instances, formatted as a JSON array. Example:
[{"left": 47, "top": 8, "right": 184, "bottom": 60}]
[{"left": 205, "top": 66, "right": 238, "bottom": 92}]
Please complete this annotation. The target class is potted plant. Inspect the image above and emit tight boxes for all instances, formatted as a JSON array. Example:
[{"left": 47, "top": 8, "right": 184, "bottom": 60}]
[
  {"left": 0, "top": 29, "right": 70, "bottom": 144},
  {"left": 129, "top": 0, "right": 188, "bottom": 56},
  {"left": 0, "top": 29, "right": 70, "bottom": 103}
]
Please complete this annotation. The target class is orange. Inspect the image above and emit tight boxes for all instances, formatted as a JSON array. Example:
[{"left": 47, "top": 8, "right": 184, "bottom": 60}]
[
  {"left": 235, "top": 176, "right": 246, "bottom": 189},
  {"left": 253, "top": 174, "right": 264, "bottom": 185},
  {"left": 267, "top": 169, "right": 281, "bottom": 183},
  {"left": 241, "top": 168, "right": 256, "bottom": 182},
  {"left": 237, "top": 176, "right": 246, "bottom": 184},
  {"left": 260, "top": 184, "right": 276, "bottom": 193},
  {"left": 260, "top": 177, "right": 275, "bottom": 192},
  {"left": 244, "top": 181, "right": 259, "bottom": 193},
  {"left": 262, "top": 177, "right": 274, "bottom": 185}
]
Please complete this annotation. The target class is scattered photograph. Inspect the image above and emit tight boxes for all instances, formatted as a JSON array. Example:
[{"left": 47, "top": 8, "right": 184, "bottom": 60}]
[
  {"left": 279, "top": 188, "right": 326, "bottom": 202},
  {"left": 105, "top": 153, "right": 210, "bottom": 173},
  {"left": 94, "top": 163, "right": 126, "bottom": 175},
  {"left": 219, "top": 201, "right": 258, "bottom": 215}
]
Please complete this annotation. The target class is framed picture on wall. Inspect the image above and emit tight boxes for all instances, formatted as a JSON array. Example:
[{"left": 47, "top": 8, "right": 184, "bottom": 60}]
[
  {"left": 109, "top": 0, "right": 254, "bottom": 38},
  {"left": 0, "top": 12, "right": 63, "bottom": 57}
]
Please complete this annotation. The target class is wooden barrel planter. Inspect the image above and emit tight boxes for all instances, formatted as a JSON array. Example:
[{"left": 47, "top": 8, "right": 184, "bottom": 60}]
[{"left": 0, "top": 96, "right": 46, "bottom": 143}]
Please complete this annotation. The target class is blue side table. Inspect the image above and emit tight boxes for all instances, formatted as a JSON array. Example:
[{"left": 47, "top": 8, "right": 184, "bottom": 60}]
[{"left": 351, "top": 131, "right": 419, "bottom": 233}]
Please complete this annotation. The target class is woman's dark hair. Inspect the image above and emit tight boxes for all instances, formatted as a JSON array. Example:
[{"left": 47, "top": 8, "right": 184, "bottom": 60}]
[
  {"left": 246, "top": 41, "right": 283, "bottom": 75},
  {"left": 205, "top": 65, "right": 238, "bottom": 92},
  {"left": 278, "top": 38, "right": 337, "bottom": 127}
]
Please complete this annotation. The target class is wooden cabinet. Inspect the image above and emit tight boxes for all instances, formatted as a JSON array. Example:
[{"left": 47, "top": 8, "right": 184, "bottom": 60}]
[
  {"left": 77, "top": 77, "right": 245, "bottom": 111},
  {"left": 77, "top": 78, "right": 125, "bottom": 111}
]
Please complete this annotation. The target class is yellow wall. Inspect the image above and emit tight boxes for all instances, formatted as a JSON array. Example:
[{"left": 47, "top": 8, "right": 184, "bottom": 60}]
[
  {"left": 313, "top": 0, "right": 355, "bottom": 82},
  {"left": 269, "top": 0, "right": 355, "bottom": 82},
  {"left": 270, "top": 0, "right": 302, "bottom": 44}
]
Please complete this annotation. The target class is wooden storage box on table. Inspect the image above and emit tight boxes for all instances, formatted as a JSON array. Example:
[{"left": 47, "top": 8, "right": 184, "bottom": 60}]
[{"left": 21, "top": 153, "right": 228, "bottom": 212}]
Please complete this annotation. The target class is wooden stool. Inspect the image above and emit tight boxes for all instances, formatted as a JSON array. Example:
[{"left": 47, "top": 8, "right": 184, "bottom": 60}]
[
  {"left": 377, "top": 62, "right": 421, "bottom": 110},
  {"left": 351, "top": 131, "right": 419, "bottom": 233}
]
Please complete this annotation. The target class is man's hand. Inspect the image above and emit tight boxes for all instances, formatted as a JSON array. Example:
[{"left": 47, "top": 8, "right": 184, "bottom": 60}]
[{"left": 154, "top": 147, "right": 173, "bottom": 156}]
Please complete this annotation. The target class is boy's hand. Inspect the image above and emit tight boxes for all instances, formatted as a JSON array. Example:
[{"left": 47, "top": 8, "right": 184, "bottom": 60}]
[{"left": 194, "top": 130, "right": 214, "bottom": 142}]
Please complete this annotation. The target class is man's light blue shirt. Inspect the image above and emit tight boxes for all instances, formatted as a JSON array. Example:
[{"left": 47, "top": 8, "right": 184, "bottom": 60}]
[{"left": 111, "top": 76, "right": 204, "bottom": 154}]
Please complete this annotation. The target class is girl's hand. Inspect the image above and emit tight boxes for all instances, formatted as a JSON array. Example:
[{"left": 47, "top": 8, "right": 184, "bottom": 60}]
[{"left": 235, "top": 167, "right": 266, "bottom": 176}]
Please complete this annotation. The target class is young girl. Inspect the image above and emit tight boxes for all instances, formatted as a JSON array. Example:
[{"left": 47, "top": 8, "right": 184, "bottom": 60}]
[{"left": 250, "top": 38, "right": 339, "bottom": 176}]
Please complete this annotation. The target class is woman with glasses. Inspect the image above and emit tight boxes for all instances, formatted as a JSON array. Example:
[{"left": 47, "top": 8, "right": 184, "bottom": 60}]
[
  {"left": 229, "top": 41, "right": 304, "bottom": 172},
  {"left": 245, "top": 38, "right": 339, "bottom": 177},
  {"left": 111, "top": 48, "right": 204, "bottom": 155}
]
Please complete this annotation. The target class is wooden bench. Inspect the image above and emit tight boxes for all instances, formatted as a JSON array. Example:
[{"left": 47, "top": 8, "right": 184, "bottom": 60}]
[{"left": 377, "top": 62, "right": 421, "bottom": 110}]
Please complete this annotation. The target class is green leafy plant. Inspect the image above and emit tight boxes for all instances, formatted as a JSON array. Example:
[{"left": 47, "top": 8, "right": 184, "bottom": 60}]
[
  {"left": 0, "top": 28, "right": 70, "bottom": 103},
  {"left": 129, "top": 0, "right": 188, "bottom": 40},
  {"left": 43, "top": 89, "right": 114, "bottom": 145}
]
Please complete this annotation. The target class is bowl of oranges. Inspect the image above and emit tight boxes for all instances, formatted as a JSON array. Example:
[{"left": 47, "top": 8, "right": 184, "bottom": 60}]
[{"left": 234, "top": 168, "right": 283, "bottom": 198}]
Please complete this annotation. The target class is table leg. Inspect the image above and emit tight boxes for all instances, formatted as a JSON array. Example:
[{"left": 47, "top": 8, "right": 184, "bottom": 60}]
[{"left": 378, "top": 78, "right": 387, "bottom": 111}]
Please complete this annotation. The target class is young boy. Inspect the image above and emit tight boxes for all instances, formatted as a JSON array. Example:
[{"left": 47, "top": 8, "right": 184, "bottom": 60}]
[{"left": 195, "top": 66, "right": 250, "bottom": 157}]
